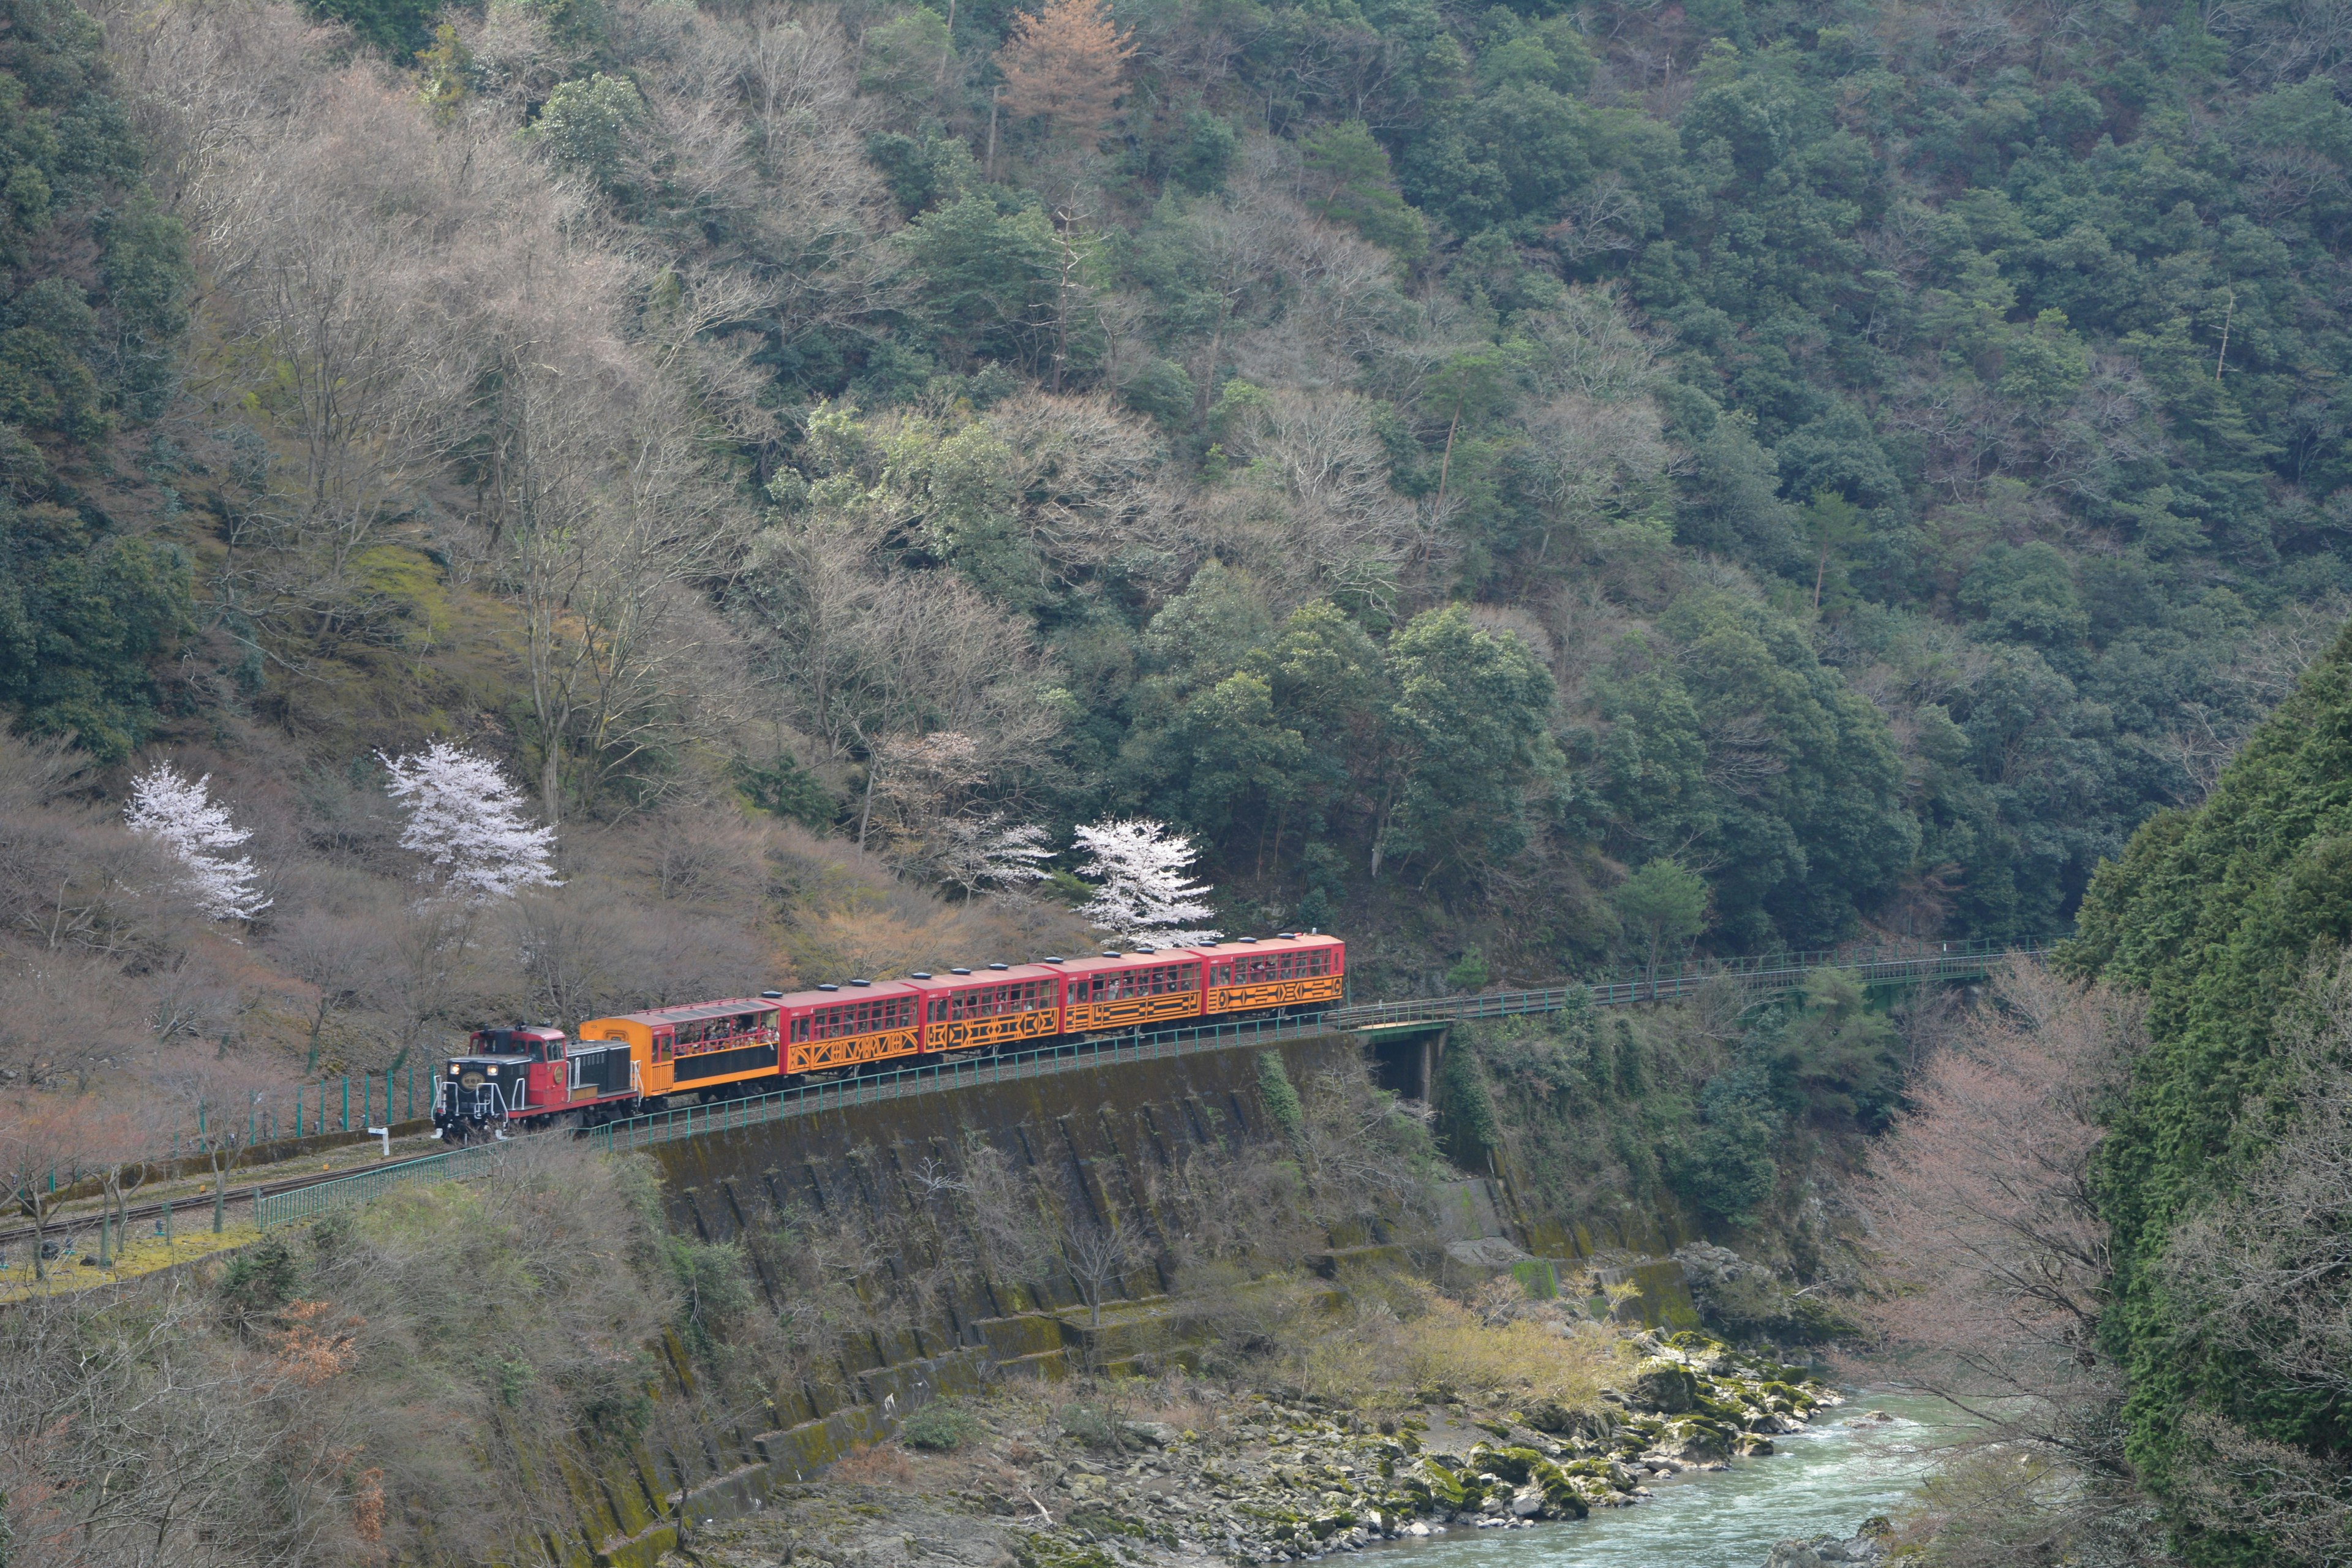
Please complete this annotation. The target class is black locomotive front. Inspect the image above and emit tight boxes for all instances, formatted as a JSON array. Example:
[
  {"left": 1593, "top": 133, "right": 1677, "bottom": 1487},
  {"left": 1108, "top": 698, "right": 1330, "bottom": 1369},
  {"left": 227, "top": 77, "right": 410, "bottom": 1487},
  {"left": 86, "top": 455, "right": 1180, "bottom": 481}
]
[{"left": 434, "top": 1051, "right": 527, "bottom": 1142}]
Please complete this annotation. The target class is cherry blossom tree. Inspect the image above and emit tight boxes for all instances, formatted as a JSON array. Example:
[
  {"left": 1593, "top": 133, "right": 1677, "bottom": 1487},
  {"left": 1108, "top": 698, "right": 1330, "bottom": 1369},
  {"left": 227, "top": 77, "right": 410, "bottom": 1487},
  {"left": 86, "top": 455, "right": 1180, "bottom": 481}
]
[
  {"left": 123, "top": 762, "right": 273, "bottom": 922},
  {"left": 380, "top": 741, "right": 560, "bottom": 903},
  {"left": 1072, "top": 818, "right": 1219, "bottom": 945},
  {"left": 935, "top": 815, "right": 1055, "bottom": 899}
]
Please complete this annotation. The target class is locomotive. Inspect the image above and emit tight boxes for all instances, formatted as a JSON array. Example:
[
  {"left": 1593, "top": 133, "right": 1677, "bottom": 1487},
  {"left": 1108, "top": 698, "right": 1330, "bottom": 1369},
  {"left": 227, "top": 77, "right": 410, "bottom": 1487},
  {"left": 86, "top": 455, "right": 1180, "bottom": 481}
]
[{"left": 434, "top": 932, "right": 1344, "bottom": 1142}]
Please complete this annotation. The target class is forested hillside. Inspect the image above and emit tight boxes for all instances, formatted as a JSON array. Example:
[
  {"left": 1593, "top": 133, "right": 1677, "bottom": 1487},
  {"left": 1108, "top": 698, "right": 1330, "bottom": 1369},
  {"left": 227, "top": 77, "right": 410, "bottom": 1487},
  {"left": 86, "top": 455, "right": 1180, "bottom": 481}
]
[
  {"left": 9, "top": 0, "right": 2352, "bottom": 1016},
  {"left": 2061, "top": 620, "right": 2352, "bottom": 1564}
]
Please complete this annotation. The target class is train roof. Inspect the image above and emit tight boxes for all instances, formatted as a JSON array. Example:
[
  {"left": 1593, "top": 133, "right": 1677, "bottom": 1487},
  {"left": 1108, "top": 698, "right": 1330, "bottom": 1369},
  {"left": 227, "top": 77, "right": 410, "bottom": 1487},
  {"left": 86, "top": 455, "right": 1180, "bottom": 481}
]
[
  {"left": 1182, "top": 932, "right": 1343, "bottom": 954},
  {"left": 764, "top": 978, "right": 926, "bottom": 1011},
  {"left": 595, "top": 997, "right": 784, "bottom": 1028},
  {"left": 1050, "top": 948, "right": 1197, "bottom": 977},
  {"left": 898, "top": 962, "right": 1066, "bottom": 992}
]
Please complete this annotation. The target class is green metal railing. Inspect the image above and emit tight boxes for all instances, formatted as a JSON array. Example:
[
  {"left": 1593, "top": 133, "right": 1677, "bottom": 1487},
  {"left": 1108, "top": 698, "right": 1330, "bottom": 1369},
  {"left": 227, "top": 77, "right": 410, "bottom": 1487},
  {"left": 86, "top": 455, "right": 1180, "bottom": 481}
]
[
  {"left": 255, "top": 1009, "right": 1332, "bottom": 1226},
  {"left": 585, "top": 1008, "right": 1332, "bottom": 1153},
  {"left": 1327, "top": 933, "right": 2060, "bottom": 1029},
  {"left": 251, "top": 1139, "right": 512, "bottom": 1227}
]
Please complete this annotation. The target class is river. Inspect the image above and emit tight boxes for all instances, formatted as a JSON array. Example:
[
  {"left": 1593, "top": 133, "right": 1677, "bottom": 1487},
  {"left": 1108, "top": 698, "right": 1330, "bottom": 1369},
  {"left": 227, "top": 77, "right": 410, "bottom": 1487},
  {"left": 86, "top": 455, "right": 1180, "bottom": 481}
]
[{"left": 1368, "top": 1393, "right": 1958, "bottom": 1568}]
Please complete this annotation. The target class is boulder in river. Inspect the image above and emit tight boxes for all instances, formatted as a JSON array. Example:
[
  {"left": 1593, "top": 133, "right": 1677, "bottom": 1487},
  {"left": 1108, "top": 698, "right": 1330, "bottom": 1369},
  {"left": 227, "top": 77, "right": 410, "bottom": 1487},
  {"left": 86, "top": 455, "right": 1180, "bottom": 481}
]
[{"left": 1762, "top": 1518, "right": 1893, "bottom": 1567}]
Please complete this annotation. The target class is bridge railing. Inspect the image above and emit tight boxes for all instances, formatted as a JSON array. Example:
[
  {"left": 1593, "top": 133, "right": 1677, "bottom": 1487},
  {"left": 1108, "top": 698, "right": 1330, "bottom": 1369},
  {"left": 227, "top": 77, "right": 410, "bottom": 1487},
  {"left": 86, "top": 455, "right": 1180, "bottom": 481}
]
[
  {"left": 255, "top": 1010, "right": 1337, "bottom": 1226},
  {"left": 1326, "top": 933, "right": 2061, "bottom": 1028},
  {"left": 585, "top": 1008, "right": 1332, "bottom": 1155}
]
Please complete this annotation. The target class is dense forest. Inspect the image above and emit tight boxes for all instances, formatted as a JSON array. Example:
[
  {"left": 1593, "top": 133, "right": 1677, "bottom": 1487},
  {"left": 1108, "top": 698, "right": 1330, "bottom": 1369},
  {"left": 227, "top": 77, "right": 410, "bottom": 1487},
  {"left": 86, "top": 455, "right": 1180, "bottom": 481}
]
[
  {"left": 3, "top": 0, "right": 2352, "bottom": 1551},
  {"left": 3, "top": 0, "right": 2352, "bottom": 997}
]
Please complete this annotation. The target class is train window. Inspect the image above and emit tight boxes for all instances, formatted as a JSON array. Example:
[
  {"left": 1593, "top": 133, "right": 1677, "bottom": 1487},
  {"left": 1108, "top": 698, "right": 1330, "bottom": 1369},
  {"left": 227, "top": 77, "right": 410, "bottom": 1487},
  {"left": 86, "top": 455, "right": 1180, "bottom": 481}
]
[
  {"left": 930, "top": 981, "right": 1050, "bottom": 1022},
  {"left": 791, "top": 1015, "right": 809, "bottom": 1042},
  {"left": 815, "top": 997, "right": 913, "bottom": 1038}
]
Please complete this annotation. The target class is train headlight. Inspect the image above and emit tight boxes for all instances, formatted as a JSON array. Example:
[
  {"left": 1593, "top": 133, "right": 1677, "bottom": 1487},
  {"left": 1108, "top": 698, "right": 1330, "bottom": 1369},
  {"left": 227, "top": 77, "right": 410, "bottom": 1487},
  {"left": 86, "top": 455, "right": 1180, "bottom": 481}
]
[{"left": 487, "top": 1065, "right": 498, "bottom": 1076}]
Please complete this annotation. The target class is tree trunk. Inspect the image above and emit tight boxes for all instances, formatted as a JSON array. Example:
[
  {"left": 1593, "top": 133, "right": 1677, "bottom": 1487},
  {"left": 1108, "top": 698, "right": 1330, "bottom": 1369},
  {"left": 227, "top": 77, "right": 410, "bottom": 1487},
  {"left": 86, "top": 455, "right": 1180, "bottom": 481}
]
[
  {"left": 540, "top": 746, "right": 563, "bottom": 831},
  {"left": 213, "top": 1156, "right": 227, "bottom": 1234},
  {"left": 1432, "top": 396, "right": 1463, "bottom": 519}
]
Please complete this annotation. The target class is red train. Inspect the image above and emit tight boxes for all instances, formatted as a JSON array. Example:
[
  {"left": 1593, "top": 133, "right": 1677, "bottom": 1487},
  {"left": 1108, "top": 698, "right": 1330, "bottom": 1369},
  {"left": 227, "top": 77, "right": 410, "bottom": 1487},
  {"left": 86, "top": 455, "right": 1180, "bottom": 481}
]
[{"left": 434, "top": 933, "right": 1344, "bottom": 1140}]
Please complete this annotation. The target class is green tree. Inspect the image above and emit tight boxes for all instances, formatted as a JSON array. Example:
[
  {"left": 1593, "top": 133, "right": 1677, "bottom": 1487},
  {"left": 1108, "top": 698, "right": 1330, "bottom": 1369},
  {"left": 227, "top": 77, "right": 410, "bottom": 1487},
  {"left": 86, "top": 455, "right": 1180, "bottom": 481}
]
[
  {"left": 530, "top": 74, "right": 643, "bottom": 189},
  {"left": 897, "top": 193, "right": 1064, "bottom": 372},
  {"left": 1300, "top": 120, "right": 1427, "bottom": 258},
  {"left": 1613, "top": 859, "right": 1708, "bottom": 981},
  {"left": 2065, "top": 622, "right": 2352, "bottom": 1557},
  {"left": 1370, "top": 605, "right": 1564, "bottom": 883}
]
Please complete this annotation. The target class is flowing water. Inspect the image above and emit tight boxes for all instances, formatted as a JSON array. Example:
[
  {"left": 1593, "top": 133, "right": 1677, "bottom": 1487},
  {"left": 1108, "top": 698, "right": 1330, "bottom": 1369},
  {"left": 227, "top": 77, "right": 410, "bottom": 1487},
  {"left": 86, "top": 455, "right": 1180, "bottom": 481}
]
[{"left": 1370, "top": 1394, "right": 1958, "bottom": 1568}]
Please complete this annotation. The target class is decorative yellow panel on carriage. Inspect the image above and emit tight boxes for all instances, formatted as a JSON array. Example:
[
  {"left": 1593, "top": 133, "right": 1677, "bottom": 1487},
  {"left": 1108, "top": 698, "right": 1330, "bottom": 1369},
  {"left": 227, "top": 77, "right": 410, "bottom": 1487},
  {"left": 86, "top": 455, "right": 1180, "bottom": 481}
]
[
  {"left": 922, "top": 976, "right": 1059, "bottom": 1052},
  {"left": 786, "top": 991, "right": 921, "bottom": 1073},
  {"left": 1201, "top": 943, "right": 1343, "bottom": 1014},
  {"left": 788, "top": 1027, "right": 920, "bottom": 1072}
]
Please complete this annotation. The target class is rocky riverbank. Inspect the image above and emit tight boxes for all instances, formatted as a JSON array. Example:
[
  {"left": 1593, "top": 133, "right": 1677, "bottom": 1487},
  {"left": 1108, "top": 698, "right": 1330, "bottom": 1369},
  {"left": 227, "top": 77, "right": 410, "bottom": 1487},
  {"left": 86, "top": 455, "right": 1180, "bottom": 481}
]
[{"left": 666, "top": 1330, "right": 1839, "bottom": 1568}]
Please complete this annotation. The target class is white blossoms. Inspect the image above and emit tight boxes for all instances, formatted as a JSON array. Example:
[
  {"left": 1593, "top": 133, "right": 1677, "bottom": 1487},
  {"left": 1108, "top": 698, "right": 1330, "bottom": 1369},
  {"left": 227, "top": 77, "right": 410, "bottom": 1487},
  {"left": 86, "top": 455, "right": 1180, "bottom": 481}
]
[
  {"left": 936, "top": 815, "right": 1057, "bottom": 898},
  {"left": 124, "top": 763, "right": 272, "bottom": 922},
  {"left": 380, "top": 740, "right": 559, "bottom": 903},
  {"left": 1073, "top": 817, "right": 1220, "bottom": 947}
]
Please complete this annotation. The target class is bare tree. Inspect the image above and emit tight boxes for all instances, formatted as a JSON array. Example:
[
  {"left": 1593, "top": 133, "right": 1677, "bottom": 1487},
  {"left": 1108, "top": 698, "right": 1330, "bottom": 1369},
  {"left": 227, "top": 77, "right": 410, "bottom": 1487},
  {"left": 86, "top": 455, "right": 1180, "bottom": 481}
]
[
  {"left": 157, "top": 1052, "right": 279, "bottom": 1235},
  {"left": 0, "top": 1095, "right": 125, "bottom": 1279},
  {"left": 1850, "top": 960, "right": 2163, "bottom": 1564}
]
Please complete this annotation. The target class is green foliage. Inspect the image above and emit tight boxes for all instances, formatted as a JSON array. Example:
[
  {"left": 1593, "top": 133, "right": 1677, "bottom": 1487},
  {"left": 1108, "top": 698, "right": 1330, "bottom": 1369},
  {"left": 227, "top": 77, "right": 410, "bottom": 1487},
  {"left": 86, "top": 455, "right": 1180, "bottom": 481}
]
[
  {"left": 1257, "top": 1049, "right": 1305, "bottom": 1141},
  {"left": 530, "top": 74, "right": 643, "bottom": 189},
  {"left": 497, "top": 1358, "right": 537, "bottom": 1406},
  {"left": 1760, "top": 968, "right": 1901, "bottom": 1130},
  {"left": 897, "top": 193, "right": 1068, "bottom": 374},
  {"left": 219, "top": 1234, "right": 302, "bottom": 1314},
  {"left": 304, "top": 0, "right": 442, "bottom": 58},
  {"left": 1167, "top": 107, "right": 1237, "bottom": 195},
  {"left": 0, "top": 497, "right": 194, "bottom": 760},
  {"left": 1300, "top": 121, "right": 1426, "bottom": 258},
  {"left": 1431, "top": 1041, "right": 1499, "bottom": 1169},
  {"left": 1444, "top": 948, "right": 1490, "bottom": 990},
  {"left": 1667, "top": 1068, "right": 1781, "bottom": 1223},
  {"left": 2066, "top": 622, "right": 2352, "bottom": 1558},
  {"left": 0, "top": 0, "right": 193, "bottom": 754},
  {"left": 662, "top": 1235, "right": 755, "bottom": 1363},
  {"left": 734, "top": 752, "right": 840, "bottom": 829},
  {"left": 900, "top": 1398, "right": 983, "bottom": 1450},
  {"left": 1611, "top": 861, "right": 1708, "bottom": 977}
]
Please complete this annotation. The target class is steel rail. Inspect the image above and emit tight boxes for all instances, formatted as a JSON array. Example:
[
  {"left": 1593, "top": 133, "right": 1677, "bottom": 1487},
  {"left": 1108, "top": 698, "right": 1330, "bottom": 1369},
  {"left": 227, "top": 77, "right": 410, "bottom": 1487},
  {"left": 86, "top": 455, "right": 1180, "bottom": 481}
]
[{"left": 1326, "top": 934, "right": 2060, "bottom": 1029}]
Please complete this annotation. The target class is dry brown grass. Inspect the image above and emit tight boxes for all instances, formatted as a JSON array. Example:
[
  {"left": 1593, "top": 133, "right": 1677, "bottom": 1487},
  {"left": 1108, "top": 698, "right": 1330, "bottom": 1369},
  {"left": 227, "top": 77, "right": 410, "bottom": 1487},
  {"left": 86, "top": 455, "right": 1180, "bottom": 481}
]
[
  {"left": 1298, "top": 1284, "right": 1634, "bottom": 1411},
  {"left": 829, "top": 1442, "right": 917, "bottom": 1485}
]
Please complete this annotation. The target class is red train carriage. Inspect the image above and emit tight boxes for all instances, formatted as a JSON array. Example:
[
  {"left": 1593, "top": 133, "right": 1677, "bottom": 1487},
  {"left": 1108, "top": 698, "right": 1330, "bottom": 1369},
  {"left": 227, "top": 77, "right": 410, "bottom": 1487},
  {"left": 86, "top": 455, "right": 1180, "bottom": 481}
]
[{"left": 434, "top": 933, "right": 1343, "bottom": 1139}]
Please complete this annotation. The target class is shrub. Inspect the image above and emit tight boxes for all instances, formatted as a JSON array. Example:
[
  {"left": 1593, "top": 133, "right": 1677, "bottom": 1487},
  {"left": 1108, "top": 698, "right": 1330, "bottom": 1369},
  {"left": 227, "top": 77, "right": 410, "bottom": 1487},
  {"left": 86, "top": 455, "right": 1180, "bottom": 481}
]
[{"left": 900, "top": 1399, "right": 982, "bottom": 1451}]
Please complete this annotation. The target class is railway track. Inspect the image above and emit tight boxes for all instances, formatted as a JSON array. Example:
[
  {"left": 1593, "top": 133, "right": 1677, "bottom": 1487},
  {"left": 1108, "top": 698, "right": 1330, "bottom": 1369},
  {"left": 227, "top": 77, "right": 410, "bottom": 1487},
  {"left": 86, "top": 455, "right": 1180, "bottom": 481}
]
[{"left": 0, "top": 1014, "right": 1321, "bottom": 1251}]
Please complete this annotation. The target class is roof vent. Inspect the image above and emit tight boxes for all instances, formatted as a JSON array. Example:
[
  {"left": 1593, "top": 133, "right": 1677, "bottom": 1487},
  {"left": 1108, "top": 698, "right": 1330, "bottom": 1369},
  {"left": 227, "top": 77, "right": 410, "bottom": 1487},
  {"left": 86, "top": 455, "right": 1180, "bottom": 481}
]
[
  {"left": 988, "top": 962, "right": 1010, "bottom": 971},
  {"left": 761, "top": 990, "right": 785, "bottom": 1000},
  {"left": 817, "top": 984, "right": 840, "bottom": 992},
  {"left": 1042, "top": 956, "right": 1065, "bottom": 963},
  {"left": 1134, "top": 944, "right": 1157, "bottom": 954},
  {"left": 911, "top": 971, "right": 933, "bottom": 980},
  {"left": 848, "top": 978, "right": 872, "bottom": 987},
  {"left": 1101, "top": 951, "right": 1121, "bottom": 959},
  {"left": 1278, "top": 932, "right": 1297, "bottom": 940},
  {"left": 1238, "top": 937, "right": 1259, "bottom": 943},
  {"left": 951, "top": 968, "right": 972, "bottom": 976}
]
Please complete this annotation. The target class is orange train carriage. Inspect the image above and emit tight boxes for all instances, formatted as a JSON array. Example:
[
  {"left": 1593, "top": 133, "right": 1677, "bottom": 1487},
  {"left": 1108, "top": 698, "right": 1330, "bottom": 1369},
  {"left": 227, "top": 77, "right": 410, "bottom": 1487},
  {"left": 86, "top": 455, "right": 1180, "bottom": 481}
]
[{"left": 432, "top": 933, "right": 1343, "bottom": 1139}]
